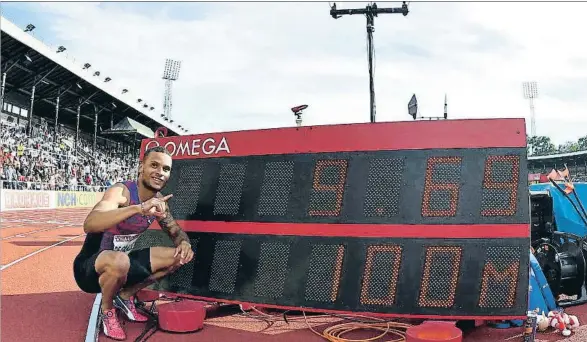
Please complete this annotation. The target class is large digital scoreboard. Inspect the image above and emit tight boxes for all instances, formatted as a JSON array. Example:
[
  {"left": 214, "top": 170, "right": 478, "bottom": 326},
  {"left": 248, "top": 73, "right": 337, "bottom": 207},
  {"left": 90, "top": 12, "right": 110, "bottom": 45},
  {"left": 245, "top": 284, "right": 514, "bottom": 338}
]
[{"left": 139, "top": 119, "right": 530, "bottom": 319}]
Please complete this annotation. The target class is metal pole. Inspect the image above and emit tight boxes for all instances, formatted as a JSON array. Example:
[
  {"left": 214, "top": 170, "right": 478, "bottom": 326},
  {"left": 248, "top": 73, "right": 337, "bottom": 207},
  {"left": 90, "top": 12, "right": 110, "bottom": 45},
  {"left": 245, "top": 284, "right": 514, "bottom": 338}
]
[
  {"left": 329, "top": 2, "right": 408, "bottom": 123},
  {"left": 366, "top": 11, "right": 375, "bottom": 123},
  {"left": 28, "top": 85, "right": 36, "bottom": 136},
  {"left": 523, "top": 81, "right": 538, "bottom": 137},
  {"left": 54, "top": 95, "right": 60, "bottom": 138},
  {"left": 93, "top": 106, "right": 98, "bottom": 154},
  {"left": 0, "top": 73, "right": 6, "bottom": 112},
  {"left": 75, "top": 104, "right": 81, "bottom": 156},
  {"left": 529, "top": 97, "right": 536, "bottom": 137}
]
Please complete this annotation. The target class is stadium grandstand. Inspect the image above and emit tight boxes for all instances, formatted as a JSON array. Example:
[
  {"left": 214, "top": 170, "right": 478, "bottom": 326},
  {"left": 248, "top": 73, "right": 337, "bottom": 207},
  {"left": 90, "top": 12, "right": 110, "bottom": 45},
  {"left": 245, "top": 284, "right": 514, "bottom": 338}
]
[
  {"left": 0, "top": 16, "right": 186, "bottom": 192},
  {"left": 528, "top": 150, "right": 587, "bottom": 184}
]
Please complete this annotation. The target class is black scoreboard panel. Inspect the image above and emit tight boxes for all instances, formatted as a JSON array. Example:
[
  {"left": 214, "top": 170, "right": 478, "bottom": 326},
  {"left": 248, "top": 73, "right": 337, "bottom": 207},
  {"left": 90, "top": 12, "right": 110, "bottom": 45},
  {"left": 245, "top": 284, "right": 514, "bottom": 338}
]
[
  {"left": 146, "top": 146, "right": 530, "bottom": 318},
  {"left": 161, "top": 148, "right": 529, "bottom": 225},
  {"left": 141, "top": 231, "right": 528, "bottom": 316}
]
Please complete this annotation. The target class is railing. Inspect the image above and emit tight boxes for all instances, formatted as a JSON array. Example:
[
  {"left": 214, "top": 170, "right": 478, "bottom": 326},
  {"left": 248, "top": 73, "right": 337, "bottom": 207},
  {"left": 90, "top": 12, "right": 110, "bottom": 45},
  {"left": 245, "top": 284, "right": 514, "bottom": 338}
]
[
  {"left": 0, "top": 180, "right": 108, "bottom": 192},
  {"left": 1, "top": 143, "right": 72, "bottom": 158}
]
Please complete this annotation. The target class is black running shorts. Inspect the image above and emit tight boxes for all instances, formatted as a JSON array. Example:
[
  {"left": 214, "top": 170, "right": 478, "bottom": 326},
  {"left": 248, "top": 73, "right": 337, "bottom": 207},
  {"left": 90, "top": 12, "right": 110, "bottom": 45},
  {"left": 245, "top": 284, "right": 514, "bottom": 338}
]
[{"left": 73, "top": 248, "right": 153, "bottom": 294}]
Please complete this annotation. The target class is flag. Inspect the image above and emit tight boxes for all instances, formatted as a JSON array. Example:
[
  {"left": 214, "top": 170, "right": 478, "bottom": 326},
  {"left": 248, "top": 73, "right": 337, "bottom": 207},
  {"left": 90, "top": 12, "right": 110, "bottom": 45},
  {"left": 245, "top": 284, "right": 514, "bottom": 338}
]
[
  {"left": 564, "top": 182, "right": 575, "bottom": 195},
  {"left": 547, "top": 168, "right": 575, "bottom": 194},
  {"left": 547, "top": 169, "right": 564, "bottom": 181}
]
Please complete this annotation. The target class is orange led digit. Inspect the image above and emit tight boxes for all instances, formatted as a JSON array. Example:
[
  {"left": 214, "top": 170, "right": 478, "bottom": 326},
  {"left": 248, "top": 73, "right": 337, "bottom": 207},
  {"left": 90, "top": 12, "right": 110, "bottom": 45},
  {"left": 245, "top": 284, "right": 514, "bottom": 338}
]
[
  {"left": 330, "top": 245, "right": 345, "bottom": 302},
  {"left": 360, "top": 245, "right": 403, "bottom": 306},
  {"left": 481, "top": 155, "right": 520, "bottom": 216},
  {"left": 421, "top": 157, "right": 462, "bottom": 217},
  {"left": 309, "top": 159, "right": 348, "bottom": 216},
  {"left": 478, "top": 261, "right": 519, "bottom": 308},
  {"left": 418, "top": 246, "right": 462, "bottom": 308}
]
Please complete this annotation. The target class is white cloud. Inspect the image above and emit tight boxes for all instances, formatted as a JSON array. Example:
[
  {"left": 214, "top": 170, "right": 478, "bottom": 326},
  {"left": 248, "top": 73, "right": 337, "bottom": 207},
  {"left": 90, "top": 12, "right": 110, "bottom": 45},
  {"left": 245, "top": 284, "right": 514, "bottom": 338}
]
[{"left": 13, "top": 1, "right": 587, "bottom": 144}]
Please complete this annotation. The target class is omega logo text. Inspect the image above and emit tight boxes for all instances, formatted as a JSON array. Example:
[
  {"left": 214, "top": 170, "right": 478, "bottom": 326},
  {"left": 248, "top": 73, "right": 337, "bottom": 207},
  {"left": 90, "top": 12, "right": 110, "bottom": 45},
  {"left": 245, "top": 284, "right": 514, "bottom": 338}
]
[{"left": 145, "top": 137, "right": 230, "bottom": 157}]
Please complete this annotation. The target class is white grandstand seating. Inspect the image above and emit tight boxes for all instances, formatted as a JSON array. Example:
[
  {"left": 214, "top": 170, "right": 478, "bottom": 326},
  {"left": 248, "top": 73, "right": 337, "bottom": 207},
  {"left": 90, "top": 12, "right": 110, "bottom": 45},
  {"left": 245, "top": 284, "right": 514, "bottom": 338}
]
[{"left": 1, "top": 116, "right": 138, "bottom": 191}]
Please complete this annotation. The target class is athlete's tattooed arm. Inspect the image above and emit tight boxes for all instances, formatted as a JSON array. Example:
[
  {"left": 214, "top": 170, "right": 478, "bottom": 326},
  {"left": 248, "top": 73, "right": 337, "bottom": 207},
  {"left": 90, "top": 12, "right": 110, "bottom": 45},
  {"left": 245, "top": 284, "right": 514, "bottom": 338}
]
[{"left": 157, "top": 207, "right": 190, "bottom": 247}]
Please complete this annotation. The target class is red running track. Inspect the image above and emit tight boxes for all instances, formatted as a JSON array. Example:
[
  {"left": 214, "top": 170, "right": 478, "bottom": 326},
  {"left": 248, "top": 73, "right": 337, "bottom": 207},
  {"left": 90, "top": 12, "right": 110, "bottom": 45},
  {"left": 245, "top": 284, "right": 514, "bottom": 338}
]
[
  {"left": 1, "top": 208, "right": 95, "bottom": 342},
  {"left": 2, "top": 208, "right": 587, "bottom": 342}
]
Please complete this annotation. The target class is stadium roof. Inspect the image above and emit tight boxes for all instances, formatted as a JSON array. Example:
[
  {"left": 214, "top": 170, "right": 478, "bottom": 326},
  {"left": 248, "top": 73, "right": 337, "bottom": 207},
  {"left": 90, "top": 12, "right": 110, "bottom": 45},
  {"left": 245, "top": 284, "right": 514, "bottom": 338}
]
[
  {"left": 0, "top": 16, "right": 187, "bottom": 139},
  {"left": 101, "top": 117, "right": 154, "bottom": 138},
  {"left": 528, "top": 150, "right": 587, "bottom": 161}
]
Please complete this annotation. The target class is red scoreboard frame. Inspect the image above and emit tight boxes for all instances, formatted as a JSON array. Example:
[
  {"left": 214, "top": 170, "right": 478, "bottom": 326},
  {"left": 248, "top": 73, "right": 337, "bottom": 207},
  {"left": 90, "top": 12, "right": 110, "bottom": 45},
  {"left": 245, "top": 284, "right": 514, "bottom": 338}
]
[{"left": 139, "top": 118, "right": 530, "bottom": 320}]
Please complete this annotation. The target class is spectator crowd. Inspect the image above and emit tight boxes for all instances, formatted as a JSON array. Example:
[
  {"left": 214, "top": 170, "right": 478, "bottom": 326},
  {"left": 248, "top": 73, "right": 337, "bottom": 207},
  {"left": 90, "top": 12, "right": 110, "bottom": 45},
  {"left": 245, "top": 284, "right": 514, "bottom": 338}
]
[{"left": 1, "top": 118, "right": 139, "bottom": 192}]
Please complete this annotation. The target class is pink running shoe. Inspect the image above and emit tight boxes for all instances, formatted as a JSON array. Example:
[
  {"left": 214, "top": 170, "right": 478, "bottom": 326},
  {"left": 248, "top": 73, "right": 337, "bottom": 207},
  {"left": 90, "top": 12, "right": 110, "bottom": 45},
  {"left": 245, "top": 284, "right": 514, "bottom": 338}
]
[
  {"left": 102, "top": 308, "right": 126, "bottom": 340},
  {"left": 113, "top": 295, "right": 149, "bottom": 322}
]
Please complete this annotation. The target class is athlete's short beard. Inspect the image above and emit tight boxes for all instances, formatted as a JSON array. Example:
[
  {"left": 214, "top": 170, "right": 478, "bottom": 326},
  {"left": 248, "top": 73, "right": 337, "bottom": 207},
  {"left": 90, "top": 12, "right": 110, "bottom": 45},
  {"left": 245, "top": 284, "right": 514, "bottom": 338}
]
[{"left": 141, "top": 177, "right": 162, "bottom": 192}]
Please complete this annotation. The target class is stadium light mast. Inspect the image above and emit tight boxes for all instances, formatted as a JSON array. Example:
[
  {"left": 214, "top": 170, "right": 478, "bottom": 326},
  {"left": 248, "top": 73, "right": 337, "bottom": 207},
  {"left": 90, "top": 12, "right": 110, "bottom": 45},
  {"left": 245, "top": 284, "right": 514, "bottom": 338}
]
[
  {"left": 162, "top": 59, "right": 181, "bottom": 123},
  {"left": 523, "top": 81, "right": 538, "bottom": 137},
  {"left": 330, "top": 2, "right": 409, "bottom": 123},
  {"left": 0, "top": 62, "right": 18, "bottom": 114},
  {"left": 0, "top": 73, "right": 7, "bottom": 112}
]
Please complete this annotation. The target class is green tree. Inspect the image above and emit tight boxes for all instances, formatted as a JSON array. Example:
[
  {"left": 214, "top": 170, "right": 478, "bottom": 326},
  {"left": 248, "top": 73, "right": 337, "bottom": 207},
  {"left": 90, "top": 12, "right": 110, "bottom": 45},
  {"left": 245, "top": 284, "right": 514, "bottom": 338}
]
[
  {"left": 577, "top": 135, "right": 587, "bottom": 150},
  {"left": 527, "top": 135, "right": 556, "bottom": 156},
  {"left": 558, "top": 141, "right": 580, "bottom": 153}
]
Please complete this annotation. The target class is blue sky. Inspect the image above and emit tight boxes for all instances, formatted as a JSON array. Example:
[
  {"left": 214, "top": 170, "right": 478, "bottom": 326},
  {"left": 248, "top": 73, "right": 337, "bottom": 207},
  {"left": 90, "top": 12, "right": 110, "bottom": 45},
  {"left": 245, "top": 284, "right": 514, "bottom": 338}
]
[
  {"left": 2, "top": 3, "right": 55, "bottom": 39},
  {"left": 2, "top": 2, "right": 213, "bottom": 45},
  {"left": 2, "top": 1, "right": 587, "bottom": 145},
  {"left": 2, "top": 2, "right": 212, "bottom": 23}
]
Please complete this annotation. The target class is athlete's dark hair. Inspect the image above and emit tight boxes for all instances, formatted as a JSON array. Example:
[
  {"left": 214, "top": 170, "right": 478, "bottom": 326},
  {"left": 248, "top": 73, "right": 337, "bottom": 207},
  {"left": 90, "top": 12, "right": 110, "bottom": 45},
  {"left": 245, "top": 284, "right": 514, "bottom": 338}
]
[{"left": 143, "top": 146, "right": 172, "bottom": 160}]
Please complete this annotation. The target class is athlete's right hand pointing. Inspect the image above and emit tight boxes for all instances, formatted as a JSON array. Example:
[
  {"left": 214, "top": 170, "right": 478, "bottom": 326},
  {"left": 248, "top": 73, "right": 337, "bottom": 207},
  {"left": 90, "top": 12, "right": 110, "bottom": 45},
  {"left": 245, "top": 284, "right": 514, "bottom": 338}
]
[{"left": 140, "top": 194, "right": 173, "bottom": 217}]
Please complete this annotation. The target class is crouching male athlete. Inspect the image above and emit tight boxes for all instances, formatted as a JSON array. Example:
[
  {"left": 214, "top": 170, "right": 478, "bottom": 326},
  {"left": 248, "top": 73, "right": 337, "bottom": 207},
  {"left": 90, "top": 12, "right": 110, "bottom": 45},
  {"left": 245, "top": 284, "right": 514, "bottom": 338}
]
[{"left": 73, "top": 146, "right": 194, "bottom": 341}]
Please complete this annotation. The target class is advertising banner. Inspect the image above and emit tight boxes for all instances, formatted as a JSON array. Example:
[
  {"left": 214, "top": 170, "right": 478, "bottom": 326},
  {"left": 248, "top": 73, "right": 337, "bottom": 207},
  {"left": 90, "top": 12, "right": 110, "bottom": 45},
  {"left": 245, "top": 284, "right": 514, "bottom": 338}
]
[
  {"left": 0, "top": 189, "right": 104, "bottom": 211},
  {"left": 1, "top": 189, "right": 53, "bottom": 211},
  {"left": 55, "top": 191, "right": 104, "bottom": 209}
]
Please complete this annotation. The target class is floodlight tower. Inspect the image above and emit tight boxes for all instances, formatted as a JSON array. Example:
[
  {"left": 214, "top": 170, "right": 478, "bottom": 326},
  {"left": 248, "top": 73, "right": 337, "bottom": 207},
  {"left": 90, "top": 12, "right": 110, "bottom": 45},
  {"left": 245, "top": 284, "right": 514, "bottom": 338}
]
[
  {"left": 330, "top": 2, "right": 409, "bottom": 123},
  {"left": 162, "top": 59, "right": 181, "bottom": 122},
  {"left": 523, "top": 81, "right": 538, "bottom": 137}
]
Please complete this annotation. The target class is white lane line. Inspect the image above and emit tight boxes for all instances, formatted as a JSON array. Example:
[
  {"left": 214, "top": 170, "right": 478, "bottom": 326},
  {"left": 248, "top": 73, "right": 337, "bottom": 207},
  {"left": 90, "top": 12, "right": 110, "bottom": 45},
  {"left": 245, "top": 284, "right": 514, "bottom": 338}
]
[
  {"left": 85, "top": 294, "right": 102, "bottom": 342},
  {"left": 0, "top": 226, "right": 67, "bottom": 241},
  {"left": 0, "top": 234, "right": 85, "bottom": 271}
]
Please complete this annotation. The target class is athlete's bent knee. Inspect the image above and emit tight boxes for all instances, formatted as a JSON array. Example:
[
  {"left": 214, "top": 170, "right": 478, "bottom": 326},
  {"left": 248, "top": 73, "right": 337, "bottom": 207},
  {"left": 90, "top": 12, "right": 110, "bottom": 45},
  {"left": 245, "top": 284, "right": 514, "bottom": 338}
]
[{"left": 106, "top": 252, "right": 131, "bottom": 276}]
